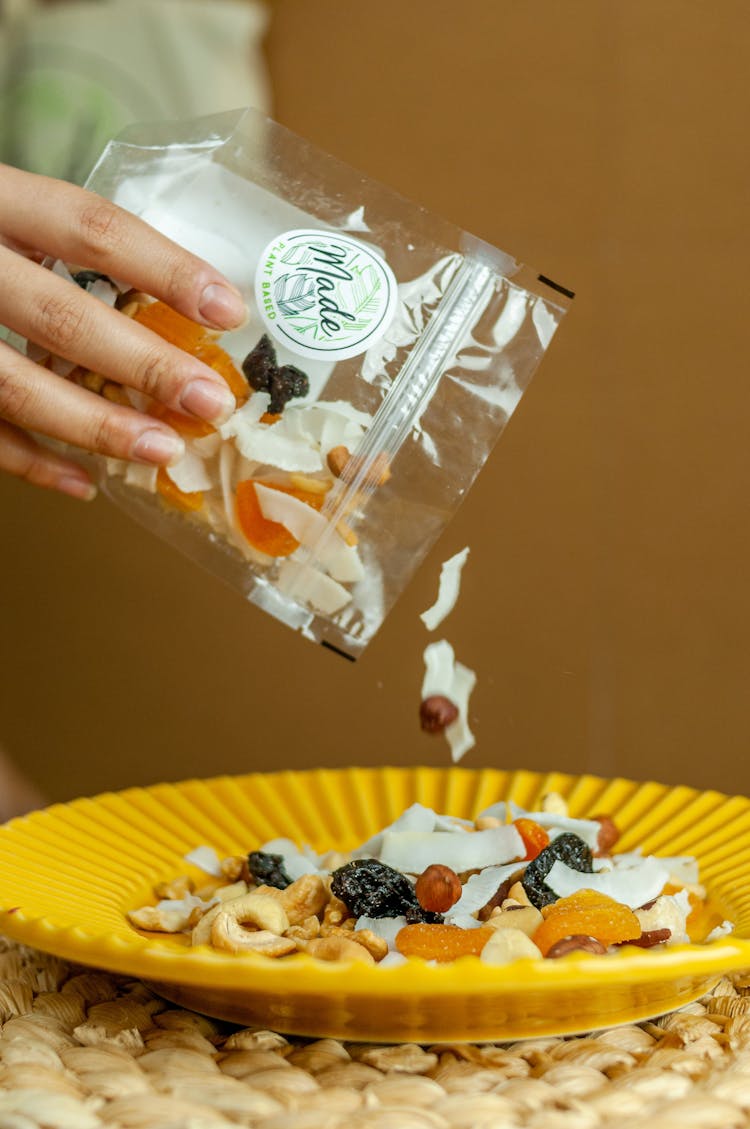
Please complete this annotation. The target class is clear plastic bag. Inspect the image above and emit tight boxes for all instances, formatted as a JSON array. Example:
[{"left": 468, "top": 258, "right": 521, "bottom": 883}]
[{"left": 72, "top": 108, "right": 573, "bottom": 658}]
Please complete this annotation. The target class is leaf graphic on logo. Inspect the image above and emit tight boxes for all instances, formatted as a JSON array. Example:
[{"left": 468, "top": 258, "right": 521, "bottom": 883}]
[
  {"left": 274, "top": 272, "right": 317, "bottom": 317},
  {"left": 338, "top": 265, "right": 384, "bottom": 332},
  {"left": 279, "top": 245, "right": 317, "bottom": 266}
]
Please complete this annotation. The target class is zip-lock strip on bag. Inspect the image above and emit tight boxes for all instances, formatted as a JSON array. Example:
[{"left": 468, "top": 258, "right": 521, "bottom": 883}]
[{"left": 55, "top": 109, "right": 573, "bottom": 658}]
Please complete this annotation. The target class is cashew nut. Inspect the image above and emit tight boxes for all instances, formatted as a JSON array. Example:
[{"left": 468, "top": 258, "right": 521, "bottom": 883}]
[
  {"left": 219, "top": 892, "right": 289, "bottom": 935},
  {"left": 303, "top": 935, "right": 375, "bottom": 964},
  {"left": 255, "top": 875, "right": 328, "bottom": 926},
  {"left": 211, "top": 914, "right": 297, "bottom": 956},
  {"left": 191, "top": 903, "right": 223, "bottom": 946}
]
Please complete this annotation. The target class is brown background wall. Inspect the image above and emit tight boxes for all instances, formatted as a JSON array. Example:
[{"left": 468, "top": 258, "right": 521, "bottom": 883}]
[{"left": 1, "top": 0, "right": 748, "bottom": 802}]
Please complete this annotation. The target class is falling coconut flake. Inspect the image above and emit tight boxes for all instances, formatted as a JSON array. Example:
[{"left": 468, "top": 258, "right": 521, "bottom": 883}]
[{"left": 420, "top": 547, "right": 470, "bottom": 631}]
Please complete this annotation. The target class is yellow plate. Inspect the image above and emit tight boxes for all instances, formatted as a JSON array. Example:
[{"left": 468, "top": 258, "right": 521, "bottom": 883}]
[{"left": 1, "top": 767, "right": 749, "bottom": 1042}]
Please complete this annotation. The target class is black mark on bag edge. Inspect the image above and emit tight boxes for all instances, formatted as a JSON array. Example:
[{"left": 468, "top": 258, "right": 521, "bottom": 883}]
[
  {"left": 321, "top": 640, "right": 357, "bottom": 662},
  {"left": 537, "top": 274, "right": 576, "bottom": 300}
]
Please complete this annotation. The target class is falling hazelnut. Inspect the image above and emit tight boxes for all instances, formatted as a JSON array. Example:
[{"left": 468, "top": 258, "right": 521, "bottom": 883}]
[
  {"left": 420, "top": 695, "right": 459, "bottom": 734},
  {"left": 415, "top": 864, "right": 462, "bottom": 913}
]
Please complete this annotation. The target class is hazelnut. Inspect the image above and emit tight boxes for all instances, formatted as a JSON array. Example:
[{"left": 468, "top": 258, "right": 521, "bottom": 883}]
[
  {"left": 545, "top": 935, "right": 607, "bottom": 958},
  {"left": 593, "top": 814, "right": 620, "bottom": 854},
  {"left": 327, "top": 445, "right": 351, "bottom": 478},
  {"left": 420, "top": 695, "right": 459, "bottom": 734},
  {"left": 415, "top": 864, "right": 462, "bottom": 913},
  {"left": 327, "top": 447, "right": 391, "bottom": 487}
]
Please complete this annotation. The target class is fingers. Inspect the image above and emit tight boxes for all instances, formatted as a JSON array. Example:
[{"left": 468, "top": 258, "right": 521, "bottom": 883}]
[
  {"left": 0, "top": 163, "right": 246, "bottom": 330},
  {"left": 0, "top": 338, "right": 185, "bottom": 466},
  {"left": 0, "top": 418, "right": 96, "bottom": 500},
  {"left": 0, "top": 245, "right": 236, "bottom": 424}
]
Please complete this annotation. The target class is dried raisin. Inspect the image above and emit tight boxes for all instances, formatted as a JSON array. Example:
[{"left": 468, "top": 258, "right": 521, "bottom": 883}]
[
  {"left": 331, "top": 859, "right": 438, "bottom": 921},
  {"left": 242, "top": 334, "right": 277, "bottom": 392},
  {"left": 521, "top": 833, "right": 593, "bottom": 908},
  {"left": 246, "top": 850, "right": 292, "bottom": 890},
  {"left": 268, "top": 365, "right": 309, "bottom": 414}
]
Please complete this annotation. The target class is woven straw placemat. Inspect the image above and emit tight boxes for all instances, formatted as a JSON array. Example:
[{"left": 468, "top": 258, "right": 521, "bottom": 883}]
[{"left": 1, "top": 939, "right": 749, "bottom": 1129}]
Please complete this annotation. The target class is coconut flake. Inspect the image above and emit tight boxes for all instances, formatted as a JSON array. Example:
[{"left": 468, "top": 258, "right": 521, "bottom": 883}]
[
  {"left": 447, "top": 913, "right": 483, "bottom": 930},
  {"left": 378, "top": 951, "right": 408, "bottom": 968},
  {"left": 89, "top": 277, "right": 119, "bottom": 306},
  {"left": 124, "top": 463, "right": 158, "bottom": 493},
  {"left": 260, "top": 837, "right": 322, "bottom": 880},
  {"left": 255, "top": 484, "right": 360, "bottom": 582},
  {"left": 446, "top": 863, "right": 523, "bottom": 920},
  {"left": 355, "top": 916, "right": 406, "bottom": 950},
  {"left": 52, "top": 260, "right": 76, "bottom": 284},
  {"left": 379, "top": 825, "right": 524, "bottom": 875},
  {"left": 444, "top": 662, "right": 476, "bottom": 763},
  {"left": 156, "top": 892, "right": 217, "bottom": 915},
  {"left": 353, "top": 803, "right": 445, "bottom": 859},
  {"left": 276, "top": 559, "right": 352, "bottom": 615},
  {"left": 220, "top": 392, "right": 271, "bottom": 432},
  {"left": 705, "top": 920, "right": 734, "bottom": 941},
  {"left": 221, "top": 400, "right": 324, "bottom": 472},
  {"left": 191, "top": 432, "right": 223, "bottom": 458},
  {"left": 546, "top": 857, "right": 670, "bottom": 909},
  {"left": 477, "top": 801, "right": 602, "bottom": 850},
  {"left": 660, "top": 856, "right": 701, "bottom": 886},
  {"left": 166, "top": 448, "right": 214, "bottom": 494},
  {"left": 184, "top": 845, "right": 223, "bottom": 877},
  {"left": 421, "top": 641, "right": 456, "bottom": 698},
  {"left": 420, "top": 547, "right": 469, "bottom": 631}
]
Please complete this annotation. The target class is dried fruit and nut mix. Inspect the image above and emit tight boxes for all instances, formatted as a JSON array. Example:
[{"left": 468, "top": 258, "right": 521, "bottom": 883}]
[
  {"left": 37, "top": 108, "right": 572, "bottom": 658},
  {"left": 127, "top": 793, "right": 733, "bottom": 965}
]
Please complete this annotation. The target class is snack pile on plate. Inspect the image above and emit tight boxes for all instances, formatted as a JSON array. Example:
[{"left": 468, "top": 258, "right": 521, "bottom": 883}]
[{"left": 128, "top": 793, "right": 732, "bottom": 965}]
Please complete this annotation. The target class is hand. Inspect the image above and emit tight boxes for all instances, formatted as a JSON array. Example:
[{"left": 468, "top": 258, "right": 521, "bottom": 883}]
[{"left": 0, "top": 163, "right": 247, "bottom": 501}]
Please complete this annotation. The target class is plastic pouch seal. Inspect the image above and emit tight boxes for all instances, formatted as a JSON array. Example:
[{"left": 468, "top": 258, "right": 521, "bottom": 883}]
[{"left": 62, "top": 108, "right": 573, "bottom": 658}]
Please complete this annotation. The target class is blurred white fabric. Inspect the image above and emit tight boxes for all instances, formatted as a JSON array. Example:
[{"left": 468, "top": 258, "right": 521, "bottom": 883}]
[{"left": 0, "top": 0, "right": 270, "bottom": 183}]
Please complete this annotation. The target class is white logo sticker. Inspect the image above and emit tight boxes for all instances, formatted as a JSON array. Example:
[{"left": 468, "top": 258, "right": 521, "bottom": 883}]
[{"left": 255, "top": 228, "right": 398, "bottom": 362}]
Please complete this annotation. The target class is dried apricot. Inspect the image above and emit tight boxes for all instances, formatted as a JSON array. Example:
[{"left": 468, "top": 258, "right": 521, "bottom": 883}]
[
  {"left": 134, "top": 301, "right": 209, "bottom": 352},
  {"left": 150, "top": 403, "right": 215, "bottom": 439},
  {"left": 194, "top": 342, "right": 249, "bottom": 405},
  {"left": 532, "top": 889, "right": 641, "bottom": 956},
  {"left": 156, "top": 467, "right": 203, "bottom": 513},
  {"left": 513, "top": 818, "right": 550, "bottom": 861},
  {"left": 134, "top": 301, "right": 249, "bottom": 407},
  {"left": 395, "top": 923, "right": 494, "bottom": 961},
  {"left": 235, "top": 479, "right": 328, "bottom": 557}
]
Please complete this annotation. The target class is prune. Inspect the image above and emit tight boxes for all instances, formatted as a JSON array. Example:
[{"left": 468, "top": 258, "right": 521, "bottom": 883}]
[
  {"left": 246, "top": 850, "right": 291, "bottom": 890},
  {"left": 521, "top": 833, "right": 593, "bottom": 908},
  {"left": 241, "top": 335, "right": 277, "bottom": 392},
  {"left": 405, "top": 905, "right": 444, "bottom": 925},
  {"left": 268, "top": 365, "right": 310, "bottom": 414},
  {"left": 332, "top": 859, "right": 435, "bottom": 921}
]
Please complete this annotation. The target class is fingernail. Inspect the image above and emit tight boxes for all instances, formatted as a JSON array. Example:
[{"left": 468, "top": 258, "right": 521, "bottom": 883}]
[
  {"left": 58, "top": 476, "right": 97, "bottom": 502},
  {"left": 198, "top": 283, "right": 247, "bottom": 329},
  {"left": 132, "top": 429, "right": 185, "bottom": 465},
  {"left": 180, "top": 377, "right": 235, "bottom": 424}
]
